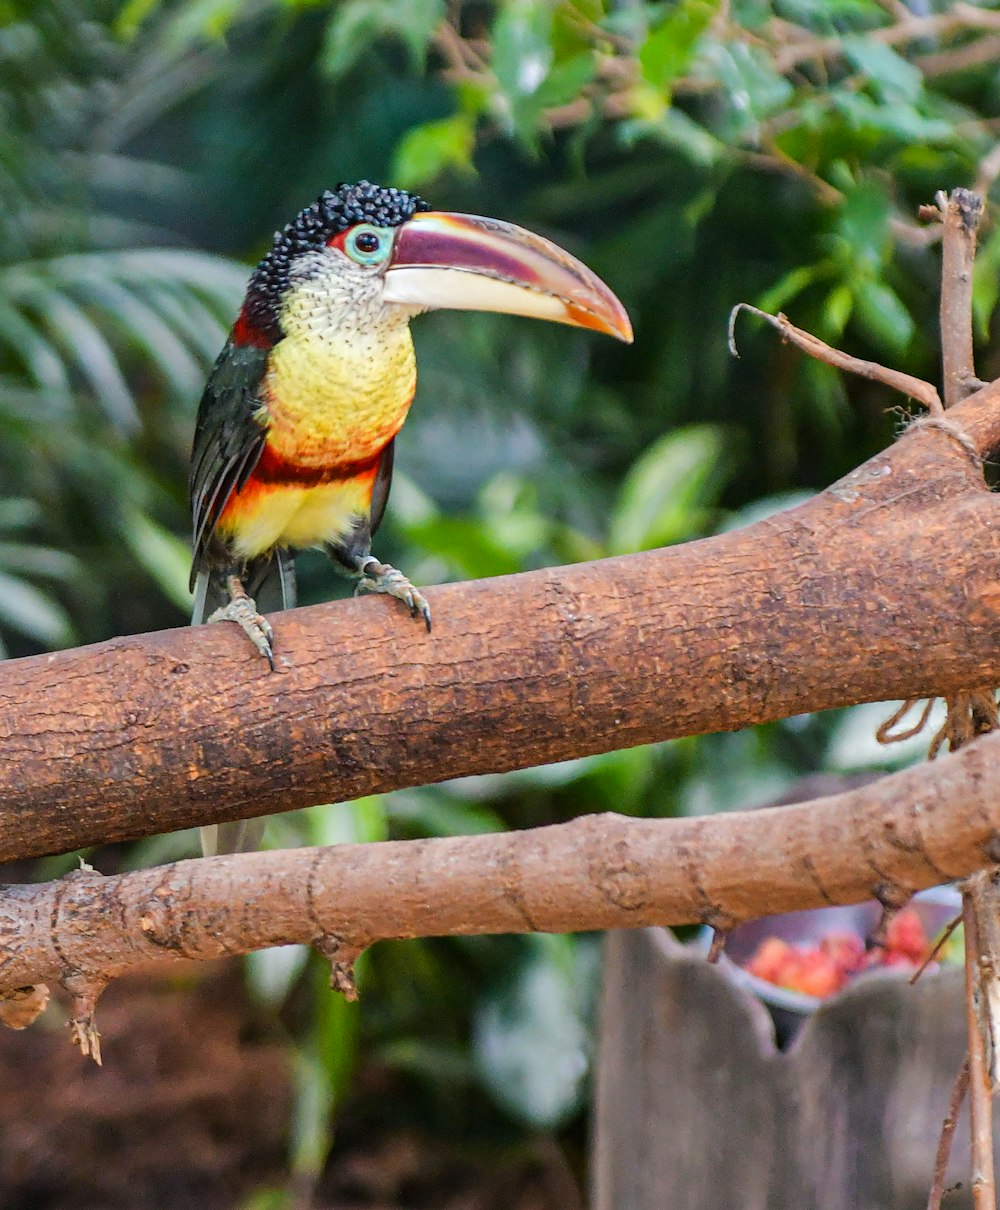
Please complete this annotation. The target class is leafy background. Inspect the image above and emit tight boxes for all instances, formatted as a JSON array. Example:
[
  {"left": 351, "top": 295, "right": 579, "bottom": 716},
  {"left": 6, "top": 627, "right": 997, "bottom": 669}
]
[{"left": 1, "top": 0, "right": 997, "bottom": 1205}]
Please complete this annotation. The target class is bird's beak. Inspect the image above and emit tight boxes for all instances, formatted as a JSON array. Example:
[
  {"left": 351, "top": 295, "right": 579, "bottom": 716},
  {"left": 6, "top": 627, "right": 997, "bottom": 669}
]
[{"left": 383, "top": 211, "right": 633, "bottom": 343}]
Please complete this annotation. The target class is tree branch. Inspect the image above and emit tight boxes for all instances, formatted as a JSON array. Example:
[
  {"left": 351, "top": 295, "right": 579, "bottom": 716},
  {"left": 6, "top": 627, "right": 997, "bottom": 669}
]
[
  {"left": 938, "top": 188, "right": 984, "bottom": 408},
  {"left": 4, "top": 726, "right": 1000, "bottom": 1018},
  {"left": 1, "top": 380, "right": 1000, "bottom": 861}
]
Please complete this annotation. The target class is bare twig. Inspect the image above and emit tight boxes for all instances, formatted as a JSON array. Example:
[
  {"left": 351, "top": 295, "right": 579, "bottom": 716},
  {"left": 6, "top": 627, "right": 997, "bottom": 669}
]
[
  {"left": 729, "top": 303, "right": 944, "bottom": 412},
  {"left": 877, "top": 698, "right": 935, "bottom": 745},
  {"left": 927, "top": 1060, "right": 971, "bottom": 1210},
  {"left": 929, "top": 691, "right": 999, "bottom": 759},
  {"left": 773, "top": 4, "right": 1000, "bottom": 74},
  {"left": 917, "top": 34, "right": 1000, "bottom": 80},
  {"left": 707, "top": 927, "right": 730, "bottom": 964},
  {"left": 911, "top": 913, "right": 963, "bottom": 986},
  {"left": 964, "top": 887, "right": 997, "bottom": 1209}
]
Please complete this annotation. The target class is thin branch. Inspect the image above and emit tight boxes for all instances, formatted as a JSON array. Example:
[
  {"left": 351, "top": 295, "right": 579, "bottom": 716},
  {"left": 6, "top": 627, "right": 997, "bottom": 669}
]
[
  {"left": 964, "top": 886, "right": 998, "bottom": 1210},
  {"left": 729, "top": 303, "right": 944, "bottom": 412},
  {"left": 878, "top": 698, "right": 935, "bottom": 745},
  {"left": 917, "top": 34, "right": 1000, "bottom": 80},
  {"left": 938, "top": 188, "right": 984, "bottom": 409},
  {"left": 911, "top": 912, "right": 962, "bottom": 986},
  {"left": 927, "top": 1060, "right": 970, "bottom": 1210},
  {"left": 772, "top": 4, "right": 1000, "bottom": 74}
]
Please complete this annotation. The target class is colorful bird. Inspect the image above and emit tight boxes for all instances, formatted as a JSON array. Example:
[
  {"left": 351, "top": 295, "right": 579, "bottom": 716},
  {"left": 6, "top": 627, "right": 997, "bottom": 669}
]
[{"left": 190, "top": 181, "right": 631, "bottom": 852}]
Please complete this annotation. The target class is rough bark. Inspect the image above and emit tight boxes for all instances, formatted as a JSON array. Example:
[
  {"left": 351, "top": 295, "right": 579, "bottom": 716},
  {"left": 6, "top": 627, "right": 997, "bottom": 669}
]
[
  {"left": 0, "top": 380, "right": 999, "bottom": 862},
  {"left": 3, "top": 726, "right": 1000, "bottom": 998}
]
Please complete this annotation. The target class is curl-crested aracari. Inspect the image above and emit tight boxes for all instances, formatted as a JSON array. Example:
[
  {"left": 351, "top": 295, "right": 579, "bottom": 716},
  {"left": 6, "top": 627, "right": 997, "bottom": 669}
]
[{"left": 190, "top": 181, "right": 631, "bottom": 852}]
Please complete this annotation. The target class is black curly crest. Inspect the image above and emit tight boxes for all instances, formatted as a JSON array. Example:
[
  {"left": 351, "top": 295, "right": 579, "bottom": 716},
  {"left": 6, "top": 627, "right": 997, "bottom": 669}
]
[{"left": 243, "top": 182, "right": 431, "bottom": 341}]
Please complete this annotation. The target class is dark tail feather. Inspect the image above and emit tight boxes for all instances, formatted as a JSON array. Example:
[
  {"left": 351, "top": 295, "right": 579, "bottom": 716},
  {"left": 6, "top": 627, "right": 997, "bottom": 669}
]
[
  {"left": 190, "top": 549, "right": 297, "bottom": 626},
  {"left": 194, "top": 551, "right": 296, "bottom": 855}
]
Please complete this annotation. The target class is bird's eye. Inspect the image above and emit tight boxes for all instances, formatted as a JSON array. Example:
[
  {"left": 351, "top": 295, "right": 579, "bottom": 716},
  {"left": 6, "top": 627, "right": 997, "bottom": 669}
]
[{"left": 345, "top": 224, "right": 392, "bottom": 266}]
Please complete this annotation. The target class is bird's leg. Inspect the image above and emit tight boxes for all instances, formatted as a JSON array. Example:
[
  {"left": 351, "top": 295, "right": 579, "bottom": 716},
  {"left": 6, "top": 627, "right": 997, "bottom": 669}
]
[
  {"left": 207, "top": 574, "right": 276, "bottom": 668},
  {"left": 351, "top": 555, "right": 431, "bottom": 632}
]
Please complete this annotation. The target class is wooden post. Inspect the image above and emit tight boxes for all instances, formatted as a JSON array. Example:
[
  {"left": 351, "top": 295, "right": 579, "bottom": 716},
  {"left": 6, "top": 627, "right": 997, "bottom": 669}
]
[{"left": 592, "top": 928, "right": 974, "bottom": 1209}]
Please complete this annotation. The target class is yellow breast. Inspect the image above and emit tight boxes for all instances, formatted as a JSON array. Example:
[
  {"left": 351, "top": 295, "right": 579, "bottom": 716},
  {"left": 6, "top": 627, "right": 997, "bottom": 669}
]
[
  {"left": 220, "top": 258, "right": 419, "bottom": 560},
  {"left": 264, "top": 294, "right": 416, "bottom": 468}
]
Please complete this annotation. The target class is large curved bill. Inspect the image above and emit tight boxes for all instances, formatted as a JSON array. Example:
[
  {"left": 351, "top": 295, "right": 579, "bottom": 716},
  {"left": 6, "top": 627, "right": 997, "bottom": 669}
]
[{"left": 384, "top": 211, "right": 633, "bottom": 342}]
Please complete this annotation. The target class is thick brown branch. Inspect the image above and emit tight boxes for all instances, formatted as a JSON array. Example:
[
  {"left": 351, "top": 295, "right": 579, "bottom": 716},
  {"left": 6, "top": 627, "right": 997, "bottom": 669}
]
[
  {"left": 1, "top": 380, "right": 1000, "bottom": 861},
  {"left": 3, "top": 729, "right": 1000, "bottom": 999}
]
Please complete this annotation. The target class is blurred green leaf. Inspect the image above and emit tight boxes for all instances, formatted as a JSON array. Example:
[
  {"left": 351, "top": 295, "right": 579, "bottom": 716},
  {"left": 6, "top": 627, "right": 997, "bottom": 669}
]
[
  {"left": 756, "top": 262, "right": 826, "bottom": 314},
  {"left": 639, "top": 0, "right": 719, "bottom": 90},
  {"left": 822, "top": 283, "right": 854, "bottom": 340},
  {"left": 119, "top": 508, "right": 193, "bottom": 613},
  {"left": 322, "top": 0, "right": 444, "bottom": 77},
  {"left": 0, "top": 570, "right": 73, "bottom": 646},
  {"left": 246, "top": 944, "right": 310, "bottom": 1007},
  {"left": 387, "top": 790, "right": 508, "bottom": 837},
  {"left": 973, "top": 224, "right": 1000, "bottom": 340},
  {"left": 539, "top": 51, "right": 596, "bottom": 109},
  {"left": 609, "top": 425, "right": 731, "bottom": 554},
  {"left": 707, "top": 41, "right": 794, "bottom": 133},
  {"left": 392, "top": 113, "right": 476, "bottom": 189},
  {"left": 619, "top": 106, "right": 722, "bottom": 165},
  {"left": 492, "top": 0, "right": 553, "bottom": 99},
  {"left": 853, "top": 277, "right": 914, "bottom": 354},
  {"left": 833, "top": 180, "right": 892, "bottom": 273},
  {"left": 473, "top": 934, "right": 599, "bottom": 1129},
  {"left": 842, "top": 37, "right": 922, "bottom": 105},
  {"left": 830, "top": 90, "right": 952, "bottom": 142}
]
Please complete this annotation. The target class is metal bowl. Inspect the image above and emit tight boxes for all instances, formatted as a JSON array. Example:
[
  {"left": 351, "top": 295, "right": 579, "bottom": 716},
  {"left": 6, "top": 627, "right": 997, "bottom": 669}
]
[{"left": 699, "top": 886, "right": 962, "bottom": 1044}]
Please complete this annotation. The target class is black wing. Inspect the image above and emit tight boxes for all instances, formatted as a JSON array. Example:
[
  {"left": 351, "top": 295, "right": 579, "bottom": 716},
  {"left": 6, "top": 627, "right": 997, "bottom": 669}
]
[
  {"left": 188, "top": 340, "right": 270, "bottom": 586},
  {"left": 369, "top": 437, "right": 394, "bottom": 538}
]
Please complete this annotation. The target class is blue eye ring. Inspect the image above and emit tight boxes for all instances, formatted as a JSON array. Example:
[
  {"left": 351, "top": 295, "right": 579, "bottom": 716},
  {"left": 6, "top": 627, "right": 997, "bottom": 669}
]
[{"left": 345, "top": 223, "right": 393, "bottom": 266}]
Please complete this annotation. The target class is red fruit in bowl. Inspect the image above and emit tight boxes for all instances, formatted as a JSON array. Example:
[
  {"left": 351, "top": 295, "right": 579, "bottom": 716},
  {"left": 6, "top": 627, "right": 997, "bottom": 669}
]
[
  {"left": 781, "top": 949, "right": 845, "bottom": 998},
  {"left": 745, "top": 937, "right": 792, "bottom": 983},
  {"left": 885, "top": 908, "right": 929, "bottom": 963},
  {"left": 879, "top": 949, "right": 918, "bottom": 969},
  {"left": 819, "top": 931, "right": 866, "bottom": 976}
]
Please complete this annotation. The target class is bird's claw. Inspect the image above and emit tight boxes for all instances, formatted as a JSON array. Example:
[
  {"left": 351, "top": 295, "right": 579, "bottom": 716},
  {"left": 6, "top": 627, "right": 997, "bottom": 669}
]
[
  {"left": 354, "top": 558, "right": 431, "bottom": 632},
  {"left": 207, "top": 595, "right": 275, "bottom": 668}
]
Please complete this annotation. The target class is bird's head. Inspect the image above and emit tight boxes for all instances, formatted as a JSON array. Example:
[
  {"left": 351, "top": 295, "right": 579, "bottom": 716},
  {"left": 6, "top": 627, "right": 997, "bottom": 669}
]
[{"left": 234, "top": 181, "right": 632, "bottom": 347}]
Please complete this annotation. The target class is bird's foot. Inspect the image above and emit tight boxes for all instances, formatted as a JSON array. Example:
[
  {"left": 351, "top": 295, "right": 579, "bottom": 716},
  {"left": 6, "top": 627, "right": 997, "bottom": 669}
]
[
  {"left": 207, "top": 576, "right": 275, "bottom": 668},
  {"left": 354, "top": 557, "right": 431, "bottom": 632}
]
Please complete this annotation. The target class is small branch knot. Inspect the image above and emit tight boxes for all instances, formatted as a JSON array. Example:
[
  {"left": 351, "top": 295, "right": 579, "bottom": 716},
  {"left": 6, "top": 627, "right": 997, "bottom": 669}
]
[
  {"left": 62, "top": 972, "right": 108, "bottom": 1065},
  {"left": 314, "top": 934, "right": 364, "bottom": 1002},
  {"left": 0, "top": 984, "right": 49, "bottom": 1031}
]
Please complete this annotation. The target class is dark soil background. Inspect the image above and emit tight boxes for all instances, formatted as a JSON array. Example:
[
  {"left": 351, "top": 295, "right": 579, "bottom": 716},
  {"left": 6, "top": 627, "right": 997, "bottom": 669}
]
[{"left": 0, "top": 964, "right": 577, "bottom": 1210}]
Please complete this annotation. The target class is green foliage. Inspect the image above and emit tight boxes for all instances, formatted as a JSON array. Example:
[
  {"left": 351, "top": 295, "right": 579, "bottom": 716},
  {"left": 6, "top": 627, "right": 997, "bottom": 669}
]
[
  {"left": 473, "top": 933, "right": 599, "bottom": 1129},
  {"left": 321, "top": 0, "right": 444, "bottom": 76},
  {"left": 5, "top": 0, "right": 1000, "bottom": 1197},
  {"left": 392, "top": 113, "right": 477, "bottom": 188}
]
